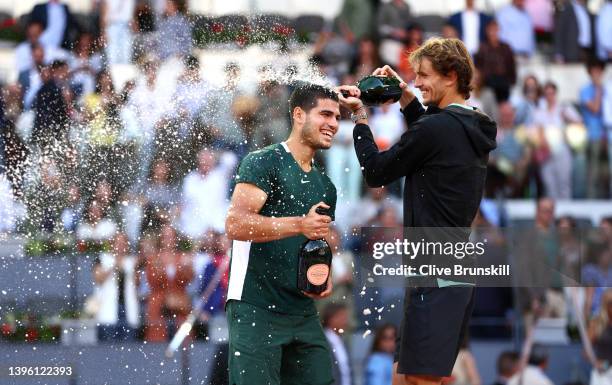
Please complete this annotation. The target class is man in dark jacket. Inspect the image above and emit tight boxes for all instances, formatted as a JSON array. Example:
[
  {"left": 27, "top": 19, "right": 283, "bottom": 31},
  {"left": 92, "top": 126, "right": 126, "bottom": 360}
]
[
  {"left": 32, "top": 60, "right": 70, "bottom": 150},
  {"left": 337, "top": 37, "right": 496, "bottom": 385},
  {"left": 29, "top": 0, "right": 81, "bottom": 51}
]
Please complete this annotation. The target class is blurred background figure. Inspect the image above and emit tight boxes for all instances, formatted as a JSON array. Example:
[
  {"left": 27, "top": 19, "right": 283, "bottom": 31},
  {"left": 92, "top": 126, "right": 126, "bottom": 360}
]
[
  {"left": 92, "top": 232, "right": 140, "bottom": 342},
  {"left": 323, "top": 303, "right": 353, "bottom": 385},
  {"left": 363, "top": 324, "right": 397, "bottom": 385}
]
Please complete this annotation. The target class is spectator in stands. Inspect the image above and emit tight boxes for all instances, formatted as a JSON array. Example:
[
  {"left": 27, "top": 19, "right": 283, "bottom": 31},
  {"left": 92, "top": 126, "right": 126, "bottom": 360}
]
[
  {"left": 93, "top": 232, "right": 140, "bottom": 341},
  {"left": 32, "top": 60, "right": 72, "bottom": 155},
  {"left": 349, "top": 37, "right": 382, "bottom": 81},
  {"left": 583, "top": 245, "right": 612, "bottom": 318},
  {"left": 132, "top": 1, "right": 156, "bottom": 63},
  {"left": 60, "top": 184, "right": 83, "bottom": 233},
  {"left": 311, "top": 24, "right": 354, "bottom": 78},
  {"left": 579, "top": 59, "right": 607, "bottom": 198},
  {"left": 196, "top": 231, "right": 229, "bottom": 338},
  {"left": 596, "top": 0, "right": 612, "bottom": 62},
  {"left": 441, "top": 23, "right": 460, "bottom": 39},
  {"left": 76, "top": 199, "right": 118, "bottom": 242},
  {"left": 326, "top": 76, "right": 362, "bottom": 203},
  {"left": 14, "top": 21, "right": 45, "bottom": 74},
  {"left": 496, "top": 0, "right": 536, "bottom": 57},
  {"left": 101, "top": 0, "right": 135, "bottom": 64},
  {"left": 81, "top": 70, "right": 123, "bottom": 188},
  {"left": 554, "top": 0, "right": 594, "bottom": 63},
  {"left": 517, "top": 198, "right": 564, "bottom": 324},
  {"left": 364, "top": 324, "right": 397, "bottom": 385},
  {"left": 534, "top": 81, "right": 582, "bottom": 199},
  {"left": 448, "top": 0, "right": 492, "bottom": 55},
  {"left": 140, "top": 158, "right": 178, "bottom": 234},
  {"left": 508, "top": 345, "right": 553, "bottom": 385},
  {"left": 322, "top": 303, "right": 352, "bottom": 385},
  {"left": 178, "top": 148, "right": 236, "bottom": 239},
  {"left": 18, "top": 42, "right": 45, "bottom": 110},
  {"left": 24, "top": 160, "right": 67, "bottom": 232},
  {"left": 487, "top": 102, "right": 531, "bottom": 198},
  {"left": 369, "top": 103, "right": 405, "bottom": 152},
  {"left": 376, "top": 0, "right": 412, "bottom": 66},
  {"left": 252, "top": 66, "right": 290, "bottom": 149},
  {"left": 145, "top": 224, "right": 193, "bottom": 342},
  {"left": 69, "top": 32, "right": 103, "bottom": 99},
  {"left": 29, "top": 0, "right": 81, "bottom": 51},
  {"left": 604, "top": 78, "right": 612, "bottom": 197},
  {"left": 513, "top": 75, "right": 541, "bottom": 127},
  {"left": 450, "top": 336, "right": 481, "bottom": 385},
  {"left": 0, "top": 174, "right": 25, "bottom": 233},
  {"left": 156, "top": 0, "right": 192, "bottom": 62},
  {"left": 397, "top": 23, "right": 423, "bottom": 83},
  {"left": 492, "top": 351, "right": 519, "bottom": 385},
  {"left": 173, "top": 55, "right": 212, "bottom": 139},
  {"left": 588, "top": 288, "right": 612, "bottom": 371},
  {"left": 469, "top": 69, "right": 498, "bottom": 123},
  {"left": 524, "top": 0, "right": 554, "bottom": 41},
  {"left": 336, "top": 0, "right": 373, "bottom": 41},
  {"left": 557, "top": 216, "right": 583, "bottom": 282},
  {"left": 473, "top": 20, "right": 516, "bottom": 102},
  {"left": 124, "top": 58, "right": 168, "bottom": 186},
  {"left": 207, "top": 62, "right": 246, "bottom": 154}
]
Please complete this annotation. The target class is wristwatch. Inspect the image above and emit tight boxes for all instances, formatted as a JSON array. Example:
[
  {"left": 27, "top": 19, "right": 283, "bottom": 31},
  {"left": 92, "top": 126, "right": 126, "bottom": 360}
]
[{"left": 350, "top": 108, "right": 368, "bottom": 123}]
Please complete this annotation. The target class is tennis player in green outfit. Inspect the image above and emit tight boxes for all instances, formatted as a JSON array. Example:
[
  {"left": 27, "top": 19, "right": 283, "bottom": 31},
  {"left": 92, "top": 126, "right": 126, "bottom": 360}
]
[{"left": 224, "top": 84, "right": 340, "bottom": 385}]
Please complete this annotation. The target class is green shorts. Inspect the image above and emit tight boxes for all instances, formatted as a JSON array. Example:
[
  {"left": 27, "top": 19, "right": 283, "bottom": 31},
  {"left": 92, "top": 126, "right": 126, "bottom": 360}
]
[{"left": 226, "top": 300, "right": 333, "bottom": 385}]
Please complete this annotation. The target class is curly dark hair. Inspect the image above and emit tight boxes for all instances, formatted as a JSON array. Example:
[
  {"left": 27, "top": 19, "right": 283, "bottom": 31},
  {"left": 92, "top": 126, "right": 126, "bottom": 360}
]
[{"left": 409, "top": 37, "right": 474, "bottom": 100}]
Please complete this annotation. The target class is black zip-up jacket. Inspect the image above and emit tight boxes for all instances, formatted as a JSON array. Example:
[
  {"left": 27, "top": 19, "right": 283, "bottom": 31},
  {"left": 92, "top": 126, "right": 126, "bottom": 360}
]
[{"left": 353, "top": 98, "right": 497, "bottom": 227}]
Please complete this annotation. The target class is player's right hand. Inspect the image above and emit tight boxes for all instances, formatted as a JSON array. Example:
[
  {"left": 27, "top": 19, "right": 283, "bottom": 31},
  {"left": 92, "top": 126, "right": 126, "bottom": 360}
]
[{"left": 301, "top": 202, "right": 332, "bottom": 240}]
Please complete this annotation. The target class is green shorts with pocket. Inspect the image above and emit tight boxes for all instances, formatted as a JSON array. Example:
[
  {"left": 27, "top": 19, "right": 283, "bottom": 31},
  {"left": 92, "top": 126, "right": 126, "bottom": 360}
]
[{"left": 226, "top": 300, "right": 333, "bottom": 385}]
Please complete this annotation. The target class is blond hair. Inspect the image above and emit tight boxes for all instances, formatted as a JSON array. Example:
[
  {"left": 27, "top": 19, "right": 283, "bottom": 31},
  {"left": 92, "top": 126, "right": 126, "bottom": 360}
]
[{"left": 409, "top": 38, "right": 474, "bottom": 100}]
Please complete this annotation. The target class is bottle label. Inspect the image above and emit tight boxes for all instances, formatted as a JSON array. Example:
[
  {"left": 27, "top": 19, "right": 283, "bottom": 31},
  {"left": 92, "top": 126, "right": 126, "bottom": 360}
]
[{"left": 307, "top": 264, "right": 329, "bottom": 286}]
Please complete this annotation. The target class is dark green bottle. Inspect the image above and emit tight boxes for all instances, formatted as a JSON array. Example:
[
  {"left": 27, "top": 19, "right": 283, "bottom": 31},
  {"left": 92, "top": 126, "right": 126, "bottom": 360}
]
[
  {"left": 352, "top": 75, "right": 403, "bottom": 106},
  {"left": 297, "top": 207, "right": 333, "bottom": 294}
]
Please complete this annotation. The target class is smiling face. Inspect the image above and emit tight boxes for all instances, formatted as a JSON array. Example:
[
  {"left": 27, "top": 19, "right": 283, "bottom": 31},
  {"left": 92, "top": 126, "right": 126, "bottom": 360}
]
[
  {"left": 296, "top": 98, "right": 340, "bottom": 150},
  {"left": 413, "top": 58, "right": 455, "bottom": 107}
]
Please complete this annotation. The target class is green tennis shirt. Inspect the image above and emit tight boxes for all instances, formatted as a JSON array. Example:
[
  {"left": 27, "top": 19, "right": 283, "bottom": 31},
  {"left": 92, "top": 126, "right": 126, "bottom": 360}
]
[{"left": 226, "top": 142, "right": 337, "bottom": 316}]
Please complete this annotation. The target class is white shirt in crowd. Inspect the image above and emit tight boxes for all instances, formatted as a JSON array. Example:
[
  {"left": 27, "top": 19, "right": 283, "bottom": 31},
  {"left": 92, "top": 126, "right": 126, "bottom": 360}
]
[
  {"left": 604, "top": 81, "right": 612, "bottom": 130},
  {"left": 94, "top": 253, "right": 140, "bottom": 327},
  {"left": 508, "top": 365, "right": 554, "bottom": 385},
  {"left": 533, "top": 99, "right": 582, "bottom": 153},
  {"left": 76, "top": 219, "right": 118, "bottom": 241},
  {"left": 39, "top": 1, "right": 67, "bottom": 50},
  {"left": 0, "top": 176, "right": 25, "bottom": 233},
  {"left": 596, "top": 2, "right": 612, "bottom": 61},
  {"left": 461, "top": 9, "right": 480, "bottom": 55},
  {"left": 104, "top": 0, "right": 135, "bottom": 24},
  {"left": 496, "top": 3, "right": 535, "bottom": 56},
  {"left": 571, "top": 0, "right": 591, "bottom": 48},
  {"left": 14, "top": 43, "right": 70, "bottom": 75},
  {"left": 178, "top": 152, "right": 237, "bottom": 238},
  {"left": 369, "top": 104, "right": 405, "bottom": 150}
]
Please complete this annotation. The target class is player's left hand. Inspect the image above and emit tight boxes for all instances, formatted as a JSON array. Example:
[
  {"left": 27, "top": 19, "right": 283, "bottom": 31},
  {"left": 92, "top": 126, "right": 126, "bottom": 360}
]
[{"left": 302, "top": 274, "right": 333, "bottom": 300}]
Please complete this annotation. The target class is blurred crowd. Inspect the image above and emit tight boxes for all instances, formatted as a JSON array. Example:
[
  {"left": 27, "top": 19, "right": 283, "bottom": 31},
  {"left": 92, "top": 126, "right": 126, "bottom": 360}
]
[{"left": 1, "top": 0, "right": 612, "bottom": 384}]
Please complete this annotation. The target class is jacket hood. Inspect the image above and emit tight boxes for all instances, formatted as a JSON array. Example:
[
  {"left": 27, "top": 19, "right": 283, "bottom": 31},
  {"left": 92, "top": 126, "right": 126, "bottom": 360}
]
[{"left": 445, "top": 105, "right": 497, "bottom": 156}]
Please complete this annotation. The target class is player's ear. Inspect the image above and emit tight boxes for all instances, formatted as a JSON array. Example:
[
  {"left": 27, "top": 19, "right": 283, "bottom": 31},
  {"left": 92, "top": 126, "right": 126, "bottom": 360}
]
[
  {"left": 292, "top": 106, "right": 305, "bottom": 124},
  {"left": 445, "top": 70, "right": 458, "bottom": 89}
]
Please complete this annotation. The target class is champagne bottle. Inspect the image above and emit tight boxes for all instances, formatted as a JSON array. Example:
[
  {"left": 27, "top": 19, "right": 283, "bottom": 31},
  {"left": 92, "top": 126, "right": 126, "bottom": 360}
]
[
  {"left": 342, "top": 75, "right": 402, "bottom": 106},
  {"left": 297, "top": 207, "right": 333, "bottom": 294}
]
